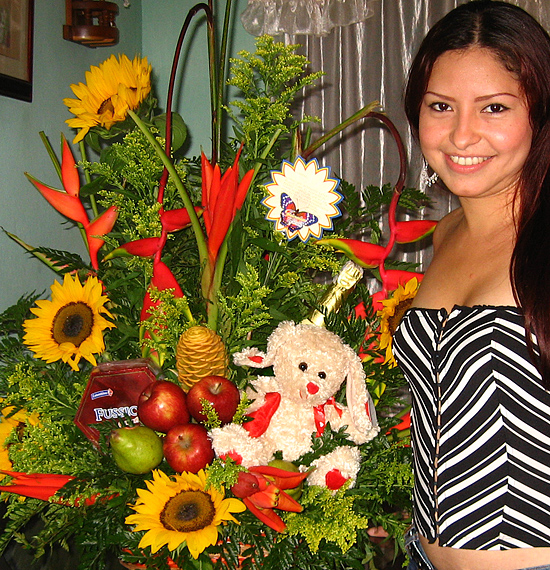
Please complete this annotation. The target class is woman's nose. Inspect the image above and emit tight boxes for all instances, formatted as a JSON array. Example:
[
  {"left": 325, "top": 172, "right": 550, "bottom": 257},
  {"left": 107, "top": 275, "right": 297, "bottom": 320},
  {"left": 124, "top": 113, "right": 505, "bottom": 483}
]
[{"left": 450, "top": 111, "right": 481, "bottom": 149}]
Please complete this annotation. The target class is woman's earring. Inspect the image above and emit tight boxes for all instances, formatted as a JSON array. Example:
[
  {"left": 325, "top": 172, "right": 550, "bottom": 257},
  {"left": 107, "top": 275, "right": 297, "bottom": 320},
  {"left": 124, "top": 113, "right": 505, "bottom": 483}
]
[{"left": 420, "top": 158, "right": 438, "bottom": 188}]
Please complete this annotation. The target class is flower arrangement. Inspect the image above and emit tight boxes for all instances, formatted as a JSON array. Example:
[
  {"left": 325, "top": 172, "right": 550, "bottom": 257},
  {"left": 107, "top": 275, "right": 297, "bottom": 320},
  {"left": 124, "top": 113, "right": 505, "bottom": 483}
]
[{"left": 0, "top": 1, "right": 436, "bottom": 569}]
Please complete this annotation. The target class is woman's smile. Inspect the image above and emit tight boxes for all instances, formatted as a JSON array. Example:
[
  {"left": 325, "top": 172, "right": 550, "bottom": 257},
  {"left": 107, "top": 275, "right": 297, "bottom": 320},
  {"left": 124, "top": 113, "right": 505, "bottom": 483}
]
[{"left": 448, "top": 155, "right": 491, "bottom": 166}]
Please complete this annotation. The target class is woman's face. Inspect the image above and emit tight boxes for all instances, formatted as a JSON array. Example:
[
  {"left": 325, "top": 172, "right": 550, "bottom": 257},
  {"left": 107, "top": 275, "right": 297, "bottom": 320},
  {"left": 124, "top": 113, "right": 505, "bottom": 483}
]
[{"left": 419, "top": 47, "right": 532, "bottom": 202}]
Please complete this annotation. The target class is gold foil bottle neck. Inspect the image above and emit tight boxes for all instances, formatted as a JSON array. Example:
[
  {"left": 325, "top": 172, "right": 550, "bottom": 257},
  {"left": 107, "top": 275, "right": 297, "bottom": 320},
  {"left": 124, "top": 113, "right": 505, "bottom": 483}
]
[{"left": 304, "top": 260, "right": 363, "bottom": 327}]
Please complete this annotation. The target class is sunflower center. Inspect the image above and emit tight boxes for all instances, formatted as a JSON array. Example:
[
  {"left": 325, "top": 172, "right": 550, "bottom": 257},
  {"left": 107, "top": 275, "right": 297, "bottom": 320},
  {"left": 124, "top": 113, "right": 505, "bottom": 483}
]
[
  {"left": 98, "top": 97, "right": 115, "bottom": 115},
  {"left": 160, "top": 490, "right": 215, "bottom": 533},
  {"left": 52, "top": 302, "right": 94, "bottom": 347},
  {"left": 388, "top": 298, "right": 414, "bottom": 335}
]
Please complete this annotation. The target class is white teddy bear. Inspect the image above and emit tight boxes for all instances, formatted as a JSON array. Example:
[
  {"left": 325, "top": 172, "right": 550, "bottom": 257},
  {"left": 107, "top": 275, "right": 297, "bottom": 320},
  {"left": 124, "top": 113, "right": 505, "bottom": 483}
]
[{"left": 210, "top": 321, "right": 380, "bottom": 490}]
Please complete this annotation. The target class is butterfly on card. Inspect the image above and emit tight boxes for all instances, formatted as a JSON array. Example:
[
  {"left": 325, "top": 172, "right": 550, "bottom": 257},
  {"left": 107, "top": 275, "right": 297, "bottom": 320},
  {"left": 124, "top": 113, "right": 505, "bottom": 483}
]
[{"left": 280, "top": 193, "right": 318, "bottom": 233}]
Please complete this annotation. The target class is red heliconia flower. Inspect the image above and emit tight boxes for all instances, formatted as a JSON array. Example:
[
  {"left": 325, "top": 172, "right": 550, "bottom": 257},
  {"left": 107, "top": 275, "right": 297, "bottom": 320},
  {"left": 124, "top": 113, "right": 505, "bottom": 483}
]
[
  {"left": 0, "top": 470, "right": 115, "bottom": 506},
  {"left": 86, "top": 205, "right": 118, "bottom": 269},
  {"left": 230, "top": 465, "right": 309, "bottom": 532},
  {"left": 394, "top": 220, "right": 437, "bottom": 244},
  {"left": 0, "top": 470, "right": 74, "bottom": 501},
  {"left": 140, "top": 260, "right": 184, "bottom": 322},
  {"left": 26, "top": 136, "right": 121, "bottom": 270},
  {"left": 316, "top": 238, "right": 387, "bottom": 269},
  {"left": 381, "top": 269, "right": 424, "bottom": 292},
  {"left": 201, "top": 148, "right": 254, "bottom": 264},
  {"left": 25, "top": 136, "right": 90, "bottom": 227},
  {"left": 26, "top": 173, "right": 90, "bottom": 227},
  {"left": 61, "top": 136, "right": 81, "bottom": 198},
  {"left": 106, "top": 237, "right": 163, "bottom": 260},
  {"left": 160, "top": 206, "right": 201, "bottom": 233}
]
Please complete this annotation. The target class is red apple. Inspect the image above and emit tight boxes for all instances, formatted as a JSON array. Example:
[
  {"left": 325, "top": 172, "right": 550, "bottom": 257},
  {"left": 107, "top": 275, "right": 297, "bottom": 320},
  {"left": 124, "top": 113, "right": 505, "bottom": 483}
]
[
  {"left": 187, "top": 375, "right": 240, "bottom": 424},
  {"left": 138, "top": 380, "right": 190, "bottom": 433},
  {"left": 163, "top": 423, "right": 215, "bottom": 473}
]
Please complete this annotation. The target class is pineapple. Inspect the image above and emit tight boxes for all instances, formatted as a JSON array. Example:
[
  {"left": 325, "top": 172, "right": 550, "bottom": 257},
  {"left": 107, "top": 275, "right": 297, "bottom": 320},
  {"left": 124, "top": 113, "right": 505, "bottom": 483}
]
[{"left": 176, "top": 326, "right": 228, "bottom": 390}]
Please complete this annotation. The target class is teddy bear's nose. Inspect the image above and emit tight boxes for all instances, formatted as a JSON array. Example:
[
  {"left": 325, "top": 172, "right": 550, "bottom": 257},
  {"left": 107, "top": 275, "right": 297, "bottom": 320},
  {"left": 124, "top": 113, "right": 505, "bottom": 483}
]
[{"left": 307, "top": 382, "right": 319, "bottom": 394}]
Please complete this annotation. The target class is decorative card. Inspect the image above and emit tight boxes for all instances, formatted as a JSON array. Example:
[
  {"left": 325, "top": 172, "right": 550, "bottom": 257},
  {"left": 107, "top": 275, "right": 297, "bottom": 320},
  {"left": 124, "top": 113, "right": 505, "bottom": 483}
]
[{"left": 263, "top": 157, "right": 343, "bottom": 242}]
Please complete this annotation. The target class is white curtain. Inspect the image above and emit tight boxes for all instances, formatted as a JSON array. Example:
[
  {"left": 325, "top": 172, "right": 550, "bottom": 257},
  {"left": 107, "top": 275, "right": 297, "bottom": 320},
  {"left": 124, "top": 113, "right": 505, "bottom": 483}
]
[
  {"left": 241, "top": 0, "right": 379, "bottom": 36},
  {"left": 278, "top": 0, "right": 550, "bottom": 269}
]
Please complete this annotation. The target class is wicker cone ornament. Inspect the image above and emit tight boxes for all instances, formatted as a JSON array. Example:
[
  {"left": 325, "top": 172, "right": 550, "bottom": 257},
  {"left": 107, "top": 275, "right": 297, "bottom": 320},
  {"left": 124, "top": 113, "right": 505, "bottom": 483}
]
[{"left": 176, "top": 326, "right": 229, "bottom": 390}]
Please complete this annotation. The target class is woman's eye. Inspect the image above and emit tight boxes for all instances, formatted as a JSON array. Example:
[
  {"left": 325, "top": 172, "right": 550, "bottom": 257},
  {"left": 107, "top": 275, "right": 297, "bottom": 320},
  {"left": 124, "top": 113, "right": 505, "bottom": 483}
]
[
  {"left": 429, "top": 102, "right": 451, "bottom": 112},
  {"left": 484, "top": 103, "right": 508, "bottom": 113}
]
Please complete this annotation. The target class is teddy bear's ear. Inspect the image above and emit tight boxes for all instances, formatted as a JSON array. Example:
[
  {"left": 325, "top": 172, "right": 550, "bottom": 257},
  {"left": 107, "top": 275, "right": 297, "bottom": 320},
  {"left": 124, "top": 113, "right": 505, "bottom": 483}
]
[
  {"left": 345, "top": 346, "right": 380, "bottom": 442},
  {"left": 262, "top": 321, "right": 297, "bottom": 366}
]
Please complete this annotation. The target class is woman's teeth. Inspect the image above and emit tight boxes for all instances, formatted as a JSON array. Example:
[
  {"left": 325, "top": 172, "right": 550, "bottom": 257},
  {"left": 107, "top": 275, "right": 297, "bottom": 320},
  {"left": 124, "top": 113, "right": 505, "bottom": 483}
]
[{"left": 449, "top": 155, "right": 490, "bottom": 166}]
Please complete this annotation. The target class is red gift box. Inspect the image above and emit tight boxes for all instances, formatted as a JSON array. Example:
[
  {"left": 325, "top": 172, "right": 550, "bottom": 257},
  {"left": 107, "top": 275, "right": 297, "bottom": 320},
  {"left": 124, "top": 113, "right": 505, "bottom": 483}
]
[{"left": 74, "top": 359, "right": 158, "bottom": 445}]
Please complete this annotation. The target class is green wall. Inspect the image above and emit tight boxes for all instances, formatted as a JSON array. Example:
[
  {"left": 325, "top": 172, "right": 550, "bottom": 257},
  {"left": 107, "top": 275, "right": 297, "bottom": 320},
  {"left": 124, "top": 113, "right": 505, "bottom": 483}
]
[
  {"left": 141, "top": 0, "right": 255, "bottom": 156},
  {"left": 0, "top": 0, "right": 254, "bottom": 312}
]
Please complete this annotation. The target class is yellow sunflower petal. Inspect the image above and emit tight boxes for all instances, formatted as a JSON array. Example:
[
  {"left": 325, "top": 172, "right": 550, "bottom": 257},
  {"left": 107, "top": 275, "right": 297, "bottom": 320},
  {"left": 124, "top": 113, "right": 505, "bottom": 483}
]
[{"left": 186, "top": 525, "right": 218, "bottom": 559}]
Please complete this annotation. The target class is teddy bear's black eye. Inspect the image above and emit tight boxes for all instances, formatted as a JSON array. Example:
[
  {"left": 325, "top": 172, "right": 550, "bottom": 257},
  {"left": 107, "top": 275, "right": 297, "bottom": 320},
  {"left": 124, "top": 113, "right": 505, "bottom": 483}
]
[
  {"left": 299, "top": 362, "right": 308, "bottom": 372},
  {"left": 318, "top": 371, "right": 326, "bottom": 379}
]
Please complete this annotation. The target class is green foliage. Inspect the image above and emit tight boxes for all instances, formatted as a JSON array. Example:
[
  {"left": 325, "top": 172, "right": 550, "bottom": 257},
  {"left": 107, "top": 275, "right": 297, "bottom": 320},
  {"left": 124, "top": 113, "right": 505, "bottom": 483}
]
[
  {"left": 0, "top": 293, "right": 40, "bottom": 366},
  {"left": 226, "top": 35, "right": 323, "bottom": 167},
  {"left": 3, "top": 362, "right": 100, "bottom": 475},
  {"left": 217, "top": 264, "right": 272, "bottom": 353},
  {"left": 206, "top": 457, "right": 246, "bottom": 492},
  {"left": 285, "top": 484, "right": 370, "bottom": 553}
]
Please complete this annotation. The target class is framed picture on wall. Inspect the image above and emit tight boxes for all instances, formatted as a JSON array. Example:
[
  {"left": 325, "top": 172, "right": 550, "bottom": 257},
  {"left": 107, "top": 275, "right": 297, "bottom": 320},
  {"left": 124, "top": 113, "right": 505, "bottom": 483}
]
[{"left": 0, "top": 0, "right": 34, "bottom": 102}]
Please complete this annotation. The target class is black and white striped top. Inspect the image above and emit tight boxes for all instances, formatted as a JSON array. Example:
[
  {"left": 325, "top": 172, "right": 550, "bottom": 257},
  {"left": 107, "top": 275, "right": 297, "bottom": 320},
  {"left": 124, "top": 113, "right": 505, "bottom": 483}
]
[{"left": 393, "top": 305, "right": 550, "bottom": 550}]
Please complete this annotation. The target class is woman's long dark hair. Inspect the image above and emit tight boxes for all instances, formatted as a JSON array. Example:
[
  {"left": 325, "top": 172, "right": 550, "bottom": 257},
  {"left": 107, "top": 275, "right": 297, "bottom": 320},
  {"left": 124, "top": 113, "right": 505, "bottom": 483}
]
[{"left": 404, "top": 0, "right": 550, "bottom": 388}]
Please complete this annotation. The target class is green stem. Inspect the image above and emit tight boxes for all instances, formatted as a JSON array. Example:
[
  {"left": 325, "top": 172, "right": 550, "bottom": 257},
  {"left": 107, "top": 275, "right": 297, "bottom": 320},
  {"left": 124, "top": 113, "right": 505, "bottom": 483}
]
[
  {"left": 39, "top": 132, "right": 62, "bottom": 182},
  {"left": 302, "top": 101, "right": 380, "bottom": 159},
  {"left": 128, "top": 110, "right": 209, "bottom": 264},
  {"left": 206, "top": 240, "right": 228, "bottom": 330},
  {"left": 251, "top": 127, "right": 283, "bottom": 183},
  {"left": 205, "top": 0, "right": 218, "bottom": 161},
  {"left": 214, "top": 0, "right": 233, "bottom": 160}
]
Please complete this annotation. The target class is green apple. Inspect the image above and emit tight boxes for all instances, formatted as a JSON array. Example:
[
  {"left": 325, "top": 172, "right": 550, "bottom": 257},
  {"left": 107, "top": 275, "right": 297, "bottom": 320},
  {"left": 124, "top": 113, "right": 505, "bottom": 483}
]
[{"left": 110, "top": 426, "right": 163, "bottom": 474}]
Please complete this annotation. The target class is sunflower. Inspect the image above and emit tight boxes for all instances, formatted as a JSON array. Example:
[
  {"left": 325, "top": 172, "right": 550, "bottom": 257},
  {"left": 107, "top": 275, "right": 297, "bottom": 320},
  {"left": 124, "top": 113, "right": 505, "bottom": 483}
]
[
  {"left": 126, "top": 469, "right": 246, "bottom": 559},
  {"left": 378, "top": 277, "right": 420, "bottom": 367},
  {"left": 23, "top": 273, "right": 114, "bottom": 371},
  {"left": 63, "top": 54, "right": 152, "bottom": 143},
  {"left": 0, "top": 405, "right": 40, "bottom": 472}
]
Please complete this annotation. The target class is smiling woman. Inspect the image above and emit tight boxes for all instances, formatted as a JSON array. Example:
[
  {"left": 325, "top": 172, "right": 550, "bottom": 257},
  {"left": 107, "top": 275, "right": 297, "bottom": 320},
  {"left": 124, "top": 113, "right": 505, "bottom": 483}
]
[{"left": 396, "top": 2, "right": 550, "bottom": 570}]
